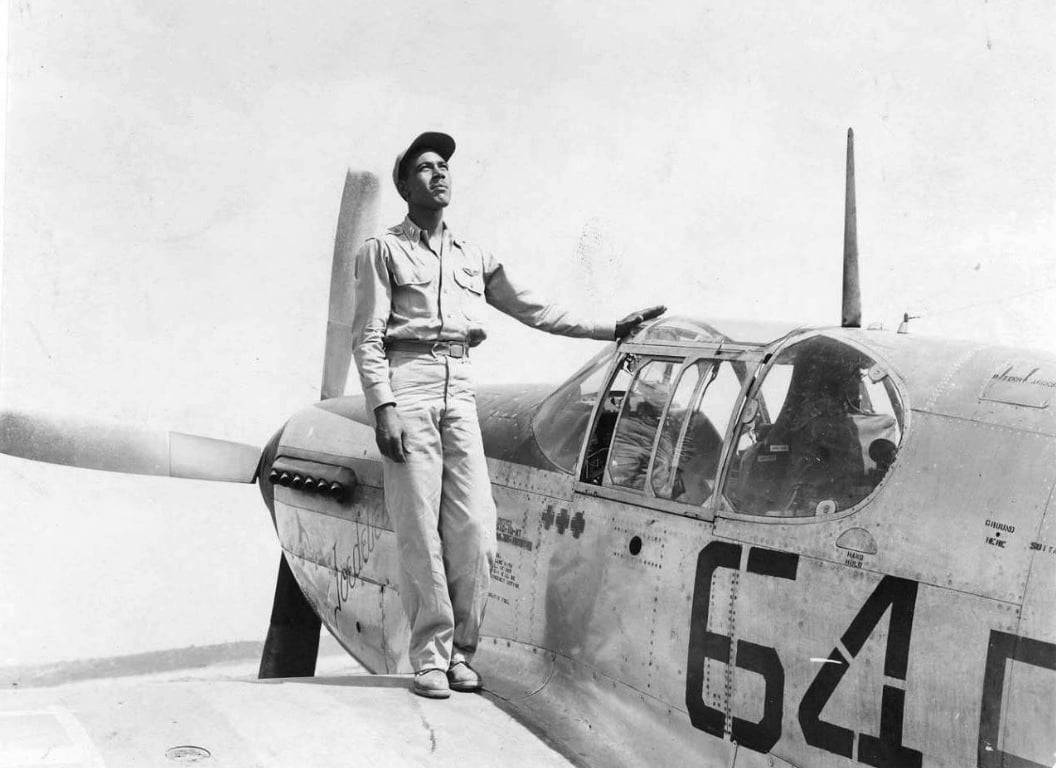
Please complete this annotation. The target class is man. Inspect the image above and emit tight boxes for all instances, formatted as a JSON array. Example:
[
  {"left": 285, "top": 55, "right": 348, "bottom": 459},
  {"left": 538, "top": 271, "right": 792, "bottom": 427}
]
[{"left": 350, "top": 131, "right": 664, "bottom": 699}]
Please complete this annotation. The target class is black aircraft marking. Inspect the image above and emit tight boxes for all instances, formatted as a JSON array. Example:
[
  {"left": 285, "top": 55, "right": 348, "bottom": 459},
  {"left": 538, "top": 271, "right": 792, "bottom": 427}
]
[
  {"left": 571, "top": 511, "right": 586, "bottom": 539},
  {"left": 688, "top": 544, "right": 923, "bottom": 764},
  {"left": 542, "top": 504, "right": 555, "bottom": 531},
  {"left": 799, "top": 576, "right": 921, "bottom": 768},
  {"left": 686, "top": 543, "right": 1056, "bottom": 767},
  {"left": 978, "top": 630, "right": 1056, "bottom": 768},
  {"left": 686, "top": 542, "right": 798, "bottom": 753}
]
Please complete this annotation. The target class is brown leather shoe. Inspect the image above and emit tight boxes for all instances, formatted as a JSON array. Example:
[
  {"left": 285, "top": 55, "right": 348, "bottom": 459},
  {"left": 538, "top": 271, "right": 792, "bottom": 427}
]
[
  {"left": 447, "top": 661, "right": 482, "bottom": 692},
  {"left": 412, "top": 668, "right": 451, "bottom": 699}
]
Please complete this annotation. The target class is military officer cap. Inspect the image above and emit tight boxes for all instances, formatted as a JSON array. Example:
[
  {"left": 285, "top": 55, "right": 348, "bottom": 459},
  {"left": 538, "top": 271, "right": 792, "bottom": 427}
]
[{"left": 393, "top": 132, "right": 456, "bottom": 189}]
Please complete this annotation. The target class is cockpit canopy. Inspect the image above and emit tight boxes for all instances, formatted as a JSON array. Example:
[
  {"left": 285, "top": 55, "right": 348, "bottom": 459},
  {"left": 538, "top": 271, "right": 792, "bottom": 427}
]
[
  {"left": 532, "top": 323, "right": 906, "bottom": 519},
  {"left": 729, "top": 336, "right": 904, "bottom": 516},
  {"left": 630, "top": 315, "right": 805, "bottom": 347}
]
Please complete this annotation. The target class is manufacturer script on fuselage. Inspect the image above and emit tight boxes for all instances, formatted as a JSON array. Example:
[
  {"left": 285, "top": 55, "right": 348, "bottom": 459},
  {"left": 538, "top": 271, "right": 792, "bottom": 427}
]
[{"left": 980, "top": 361, "right": 1056, "bottom": 408}]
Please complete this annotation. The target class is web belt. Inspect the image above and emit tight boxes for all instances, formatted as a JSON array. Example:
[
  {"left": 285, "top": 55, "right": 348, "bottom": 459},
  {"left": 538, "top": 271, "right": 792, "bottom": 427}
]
[{"left": 385, "top": 339, "right": 470, "bottom": 358}]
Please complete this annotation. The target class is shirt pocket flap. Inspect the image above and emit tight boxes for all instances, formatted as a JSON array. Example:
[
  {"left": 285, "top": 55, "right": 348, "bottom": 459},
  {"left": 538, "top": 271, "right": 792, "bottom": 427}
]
[
  {"left": 389, "top": 251, "right": 434, "bottom": 286},
  {"left": 453, "top": 264, "right": 485, "bottom": 295}
]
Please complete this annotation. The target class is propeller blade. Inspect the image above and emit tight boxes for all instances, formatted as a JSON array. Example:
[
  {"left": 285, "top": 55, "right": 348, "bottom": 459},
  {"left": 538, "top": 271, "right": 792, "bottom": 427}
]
[
  {"left": 258, "top": 553, "right": 321, "bottom": 679},
  {"left": 0, "top": 409, "right": 261, "bottom": 483},
  {"left": 321, "top": 170, "right": 381, "bottom": 401}
]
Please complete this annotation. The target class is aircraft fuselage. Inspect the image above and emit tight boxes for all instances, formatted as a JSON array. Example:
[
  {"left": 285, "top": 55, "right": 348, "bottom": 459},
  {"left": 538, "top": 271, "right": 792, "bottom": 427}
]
[{"left": 260, "top": 320, "right": 1056, "bottom": 768}]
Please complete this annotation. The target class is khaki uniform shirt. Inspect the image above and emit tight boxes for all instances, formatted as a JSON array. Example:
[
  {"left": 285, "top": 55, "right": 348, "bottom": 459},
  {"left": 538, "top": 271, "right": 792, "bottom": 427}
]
[{"left": 351, "top": 216, "right": 615, "bottom": 411}]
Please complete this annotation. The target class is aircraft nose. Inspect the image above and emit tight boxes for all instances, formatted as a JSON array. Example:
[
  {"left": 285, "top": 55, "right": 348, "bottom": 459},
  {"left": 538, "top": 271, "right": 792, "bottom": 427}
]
[
  {"left": 257, "top": 427, "right": 285, "bottom": 519},
  {"left": 259, "top": 395, "right": 373, "bottom": 523}
]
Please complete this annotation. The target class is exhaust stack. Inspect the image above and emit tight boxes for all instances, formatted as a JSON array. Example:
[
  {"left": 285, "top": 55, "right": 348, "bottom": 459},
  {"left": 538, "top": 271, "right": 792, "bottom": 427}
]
[{"left": 842, "top": 127, "right": 861, "bottom": 328}]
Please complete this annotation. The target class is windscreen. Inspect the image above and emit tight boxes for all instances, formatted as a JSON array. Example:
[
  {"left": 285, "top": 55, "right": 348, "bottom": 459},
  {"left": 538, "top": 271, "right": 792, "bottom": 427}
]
[{"left": 532, "top": 345, "right": 620, "bottom": 474}]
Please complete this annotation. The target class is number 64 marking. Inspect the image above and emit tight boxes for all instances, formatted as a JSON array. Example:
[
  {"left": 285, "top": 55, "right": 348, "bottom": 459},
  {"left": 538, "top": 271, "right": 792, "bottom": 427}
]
[{"left": 685, "top": 542, "right": 922, "bottom": 766}]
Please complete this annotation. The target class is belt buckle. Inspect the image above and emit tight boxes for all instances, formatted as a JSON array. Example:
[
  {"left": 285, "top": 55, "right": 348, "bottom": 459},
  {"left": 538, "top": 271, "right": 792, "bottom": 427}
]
[{"left": 430, "top": 340, "right": 466, "bottom": 358}]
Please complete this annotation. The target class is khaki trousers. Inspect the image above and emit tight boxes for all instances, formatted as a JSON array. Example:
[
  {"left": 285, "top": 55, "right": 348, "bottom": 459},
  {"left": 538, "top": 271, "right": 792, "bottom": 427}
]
[{"left": 382, "top": 350, "right": 496, "bottom": 672}]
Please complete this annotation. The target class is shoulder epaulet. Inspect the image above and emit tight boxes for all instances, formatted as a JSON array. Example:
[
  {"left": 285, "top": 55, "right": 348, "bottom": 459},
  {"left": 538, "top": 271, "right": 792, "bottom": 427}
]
[{"left": 354, "top": 236, "right": 383, "bottom": 256}]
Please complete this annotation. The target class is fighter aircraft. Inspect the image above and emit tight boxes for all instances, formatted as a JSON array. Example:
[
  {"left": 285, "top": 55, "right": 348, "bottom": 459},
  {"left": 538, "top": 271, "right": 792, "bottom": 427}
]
[{"left": 2, "top": 131, "right": 1053, "bottom": 768}]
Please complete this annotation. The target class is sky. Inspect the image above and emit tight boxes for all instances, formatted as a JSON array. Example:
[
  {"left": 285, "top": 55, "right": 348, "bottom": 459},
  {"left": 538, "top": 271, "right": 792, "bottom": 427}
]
[{"left": 0, "top": 0, "right": 1053, "bottom": 664}]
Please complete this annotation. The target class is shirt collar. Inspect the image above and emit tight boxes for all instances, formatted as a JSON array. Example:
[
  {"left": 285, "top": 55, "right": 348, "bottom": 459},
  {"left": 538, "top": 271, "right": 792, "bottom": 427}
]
[{"left": 392, "top": 216, "right": 462, "bottom": 248}]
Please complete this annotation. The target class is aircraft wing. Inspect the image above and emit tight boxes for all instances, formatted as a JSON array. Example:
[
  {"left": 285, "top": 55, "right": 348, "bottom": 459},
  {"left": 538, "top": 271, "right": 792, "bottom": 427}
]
[{"left": 0, "top": 665, "right": 575, "bottom": 768}]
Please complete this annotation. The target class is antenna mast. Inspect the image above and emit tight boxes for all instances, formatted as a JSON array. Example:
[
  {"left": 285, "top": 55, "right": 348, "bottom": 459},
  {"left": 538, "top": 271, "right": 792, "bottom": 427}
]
[{"left": 842, "top": 127, "right": 861, "bottom": 328}]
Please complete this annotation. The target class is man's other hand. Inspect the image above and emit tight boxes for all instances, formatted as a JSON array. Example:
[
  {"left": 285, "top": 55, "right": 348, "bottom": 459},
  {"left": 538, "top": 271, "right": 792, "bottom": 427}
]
[
  {"left": 615, "top": 305, "right": 667, "bottom": 340},
  {"left": 375, "top": 404, "right": 407, "bottom": 462}
]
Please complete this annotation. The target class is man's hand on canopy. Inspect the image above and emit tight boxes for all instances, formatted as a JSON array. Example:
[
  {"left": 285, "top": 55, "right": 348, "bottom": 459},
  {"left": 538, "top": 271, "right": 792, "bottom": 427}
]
[{"left": 615, "top": 305, "right": 667, "bottom": 341}]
